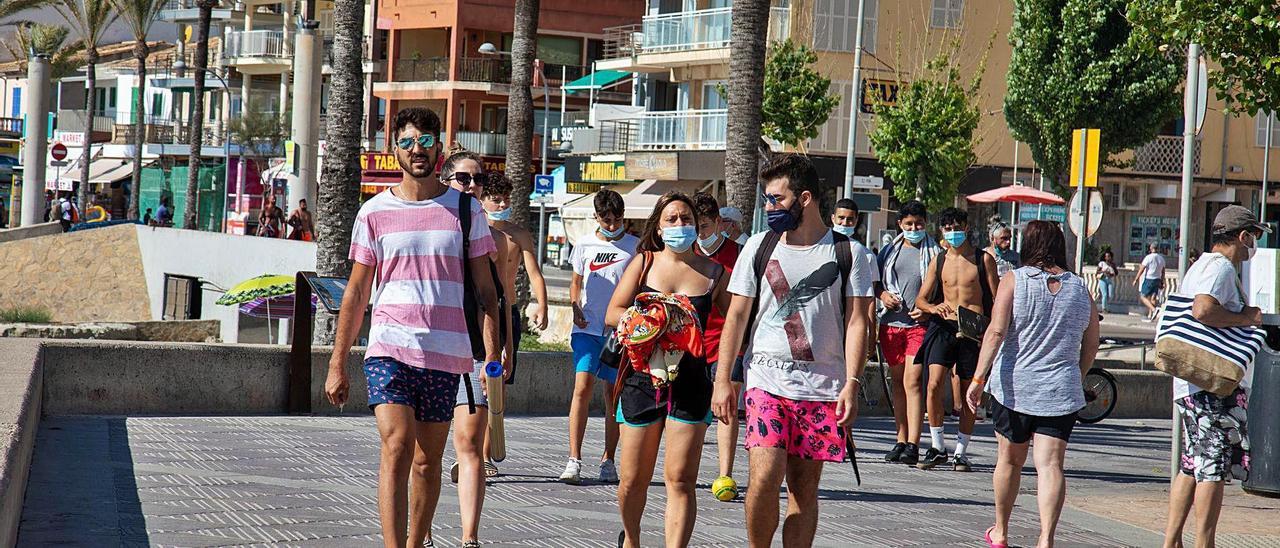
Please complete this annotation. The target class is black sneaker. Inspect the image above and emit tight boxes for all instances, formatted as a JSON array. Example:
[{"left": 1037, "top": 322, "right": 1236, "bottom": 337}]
[
  {"left": 917, "top": 447, "right": 947, "bottom": 470},
  {"left": 953, "top": 455, "right": 972, "bottom": 472},
  {"left": 884, "top": 442, "right": 907, "bottom": 462},
  {"left": 899, "top": 443, "right": 919, "bottom": 466}
]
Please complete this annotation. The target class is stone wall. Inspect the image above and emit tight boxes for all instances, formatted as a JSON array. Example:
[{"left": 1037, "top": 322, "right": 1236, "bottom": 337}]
[
  {"left": 0, "top": 225, "right": 151, "bottom": 323},
  {"left": 0, "top": 320, "right": 221, "bottom": 342}
]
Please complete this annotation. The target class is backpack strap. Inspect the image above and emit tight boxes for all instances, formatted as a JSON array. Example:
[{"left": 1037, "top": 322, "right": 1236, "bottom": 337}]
[
  {"left": 741, "top": 231, "right": 782, "bottom": 343},
  {"left": 928, "top": 249, "right": 947, "bottom": 305},
  {"left": 975, "top": 247, "right": 994, "bottom": 316},
  {"left": 833, "top": 231, "right": 854, "bottom": 323}
]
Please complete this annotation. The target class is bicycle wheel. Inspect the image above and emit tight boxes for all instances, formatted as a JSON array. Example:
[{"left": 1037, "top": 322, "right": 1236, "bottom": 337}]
[{"left": 1078, "top": 368, "right": 1118, "bottom": 424}]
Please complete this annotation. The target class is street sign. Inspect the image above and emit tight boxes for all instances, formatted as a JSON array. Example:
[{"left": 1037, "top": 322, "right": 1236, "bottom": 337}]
[
  {"left": 851, "top": 175, "right": 884, "bottom": 190},
  {"left": 50, "top": 160, "right": 68, "bottom": 167},
  {"left": 1195, "top": 57, "right": 1208, "bottom": 135},
  {"left": 1068, "top": 189, "right": 1104, "bottom": 237},
  {"left": 1069, "top": 129, "right": 1100, "bottom": 188},
  {"left": 50, "top": 142, "right": 68, "bottom": 161},
  {"left": 533, "top": 174, "right": 553, "bottom": 195}
]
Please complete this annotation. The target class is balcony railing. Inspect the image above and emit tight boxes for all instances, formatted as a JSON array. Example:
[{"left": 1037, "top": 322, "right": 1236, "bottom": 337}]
[
  {"left": 226, "top": 30, "right": 287, "bottom": 59},
  {"left": 602, "top": 24, "right": 642, "bottom": 59},
  {"left": 1133, "top": 135, "right": 1200, "bottom": 174},
  {"left": 394, "top": 57, "right": 449, "bottom": 82},
  {"left": 455, "top": 131, "right": 507, "bottom": 156},
  {"left": 608, "top": 6, "right": 790, "bottom": 57},
  {"left": 0, "top": 117, "right": 22, "bottom": 137},
  {"left": 56, "top": 110, "right": 113, "bottom": 133},
  {"left": 635, "top": 108, "right": 727, "bottom": 151},
  {"left": 392, "top": 57, "right": 515, "bottom": 84},
  {"left": 457, "top": 57, "right": 510, "bottom": 84}
]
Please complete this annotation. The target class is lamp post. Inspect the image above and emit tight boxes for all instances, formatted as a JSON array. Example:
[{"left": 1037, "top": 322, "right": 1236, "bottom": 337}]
[{"left": 174, "top": 59, "right": 233, "bottom": 231}]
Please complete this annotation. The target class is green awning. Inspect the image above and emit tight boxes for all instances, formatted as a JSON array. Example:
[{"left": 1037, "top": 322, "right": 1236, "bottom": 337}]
[{"left": 563, "top": 70, "right": 630, "bottom": 93}]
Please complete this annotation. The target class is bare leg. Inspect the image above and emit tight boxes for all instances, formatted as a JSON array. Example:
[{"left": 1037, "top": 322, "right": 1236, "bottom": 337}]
[
  {"left": 958, "top": 378, "right": 977, "bottom": 436},
  {"left": 717, "top": 381, "right": 744, "bottom": 477},
  {"left": 568, "top": 372, "right": 595, "bottom": 460},
  {"left": 951, "top": 372, "right": 964, "bottom": 416},
  {"left": 745, "top": 447, "right": 787, "bottom": 548},
  {"left": 1164, "top": 473, "right": 1196, "bottom": 548},
  {"left": 781, "top": 457, "right": 824, "bottom": 548},
  {"left": 926, "top": 364, "right": 950, "bottom": 430},
  {"left": 617, "top": 420, "right": 663, "bottom": 548},
  {"left": 408, "top": 439, "right": 439, "bottom": 547},
  {"left": 663, "top": 420, "right": 709, "bottom": 547},
  {"left": 1192, "top": 480, "right": 1225, "bottom": 548},
  {"left": 991, "top": 432, "right": 1029, "bottom": 546},
  {"left": 890, "top": 361, "right": 910, "bottom": 443},
  {"left": 603, "top": 380, "right": 620, "bottom": 461},
  {"left": 904, "top": 361, "right": 926, "bottom": 445},
  {"left": 375, "top": 405, "right": 419, "bottom": 548},
  {"left": 453, "top": 405, "right": 488, "bottom": 543},
  {"left": 1031, "top": 433, "right": 1069, "bottom": 548}
]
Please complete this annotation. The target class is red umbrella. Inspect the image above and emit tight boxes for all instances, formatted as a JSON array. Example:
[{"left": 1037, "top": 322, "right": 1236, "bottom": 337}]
[{"left": 966, "top": 185, "right": 1066, "bottom": 205}]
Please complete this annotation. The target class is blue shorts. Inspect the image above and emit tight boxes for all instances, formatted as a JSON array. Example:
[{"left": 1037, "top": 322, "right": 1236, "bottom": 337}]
[
  {"left": 571, "top": 333, "right": 616, "bottom": 383},
  {"left": 364, "top": 357, "right": 460, "bottom": 423},
  {"left": 1141, "top": 278, "right": 1161, "bottom": 297}
]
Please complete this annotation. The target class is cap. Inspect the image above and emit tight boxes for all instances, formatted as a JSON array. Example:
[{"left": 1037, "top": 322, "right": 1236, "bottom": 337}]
[
  {"left": 719, "top": 207, "right": 744, "bottom": 223},
  {"left": 1211, "top": 205, "right": 1272, "bottom": 235}
]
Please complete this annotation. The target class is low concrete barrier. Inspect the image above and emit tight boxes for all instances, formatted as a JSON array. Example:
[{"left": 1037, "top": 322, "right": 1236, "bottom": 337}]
[
  {"left": 0, "top": 223, "right": 60, "bottom": 244},
  {"left": 0, "top": 340, "right": 42, "bottom": 547}
]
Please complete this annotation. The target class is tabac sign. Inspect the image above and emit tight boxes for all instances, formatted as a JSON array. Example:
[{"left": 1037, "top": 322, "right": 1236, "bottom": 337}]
[
  {"left": 360, "top": 152, "right": 399, "bottom": 172},
  {"left": 860, "top": 78, "right": 903, "bottom": 114}
]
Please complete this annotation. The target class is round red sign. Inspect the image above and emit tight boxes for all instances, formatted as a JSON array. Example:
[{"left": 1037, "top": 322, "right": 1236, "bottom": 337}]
[{"left": 50, "top": 142, "right": 68, "bottom": 161}]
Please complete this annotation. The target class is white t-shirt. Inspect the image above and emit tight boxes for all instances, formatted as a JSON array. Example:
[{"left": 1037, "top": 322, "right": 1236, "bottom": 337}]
[
  {"left": 860, "top": 244, "right": 881, "bottom": 284},
  {"left": 728, "top": 230, "right": 875, "bottom": 401},
  {"left": 1141, "top": 253, "right": 1166, "bottom": 280},
  {"left": 1171, "top": 253, "right": 1247, "bottom": 400},
  {"left": 570, "top": 232, "right": 639, "bottom": 337}
]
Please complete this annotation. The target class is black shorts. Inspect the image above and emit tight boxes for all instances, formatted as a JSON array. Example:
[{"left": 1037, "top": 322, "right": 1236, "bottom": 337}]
[
  {"left": 990, "top": 399, "right": 1076, "bottom": 443},
  {"left": 711, "top": 355, "right": 745, "bottom": 384},
  {"left": 616, "top": 364, "right": 713, "bottom": 427},
  {"left": 917, "top": 319, "right": 980, "bottom": 380}
]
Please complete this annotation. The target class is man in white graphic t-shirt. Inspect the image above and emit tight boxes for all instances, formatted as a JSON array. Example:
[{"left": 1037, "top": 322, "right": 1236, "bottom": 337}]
[{"left": 1135, "top": 243, "right": 1167, "bottom": 321}]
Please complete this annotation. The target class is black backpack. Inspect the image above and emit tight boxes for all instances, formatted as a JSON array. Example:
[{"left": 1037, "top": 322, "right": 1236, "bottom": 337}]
[{"left": 741, "top": 230, "right": 855, "bottom": 342}]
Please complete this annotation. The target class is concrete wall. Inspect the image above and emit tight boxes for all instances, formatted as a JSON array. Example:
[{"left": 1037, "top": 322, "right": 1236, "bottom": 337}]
[
  {"left": 0, "top": 340, "right": 42, "bottom": 547},
  {"left": 0, "top": 224, "right": 151, "bottom": 322},
  {"left": 0, "top": 223, "right": 61, "bottom": 244},
  {"left": 133, "top": 226, "right": 317, "bottom": 343}
]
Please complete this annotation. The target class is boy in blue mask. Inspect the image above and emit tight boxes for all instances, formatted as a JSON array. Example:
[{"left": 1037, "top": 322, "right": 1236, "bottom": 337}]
[{"left": 912, "top": 207, "right": 1000, "bottom": 472}]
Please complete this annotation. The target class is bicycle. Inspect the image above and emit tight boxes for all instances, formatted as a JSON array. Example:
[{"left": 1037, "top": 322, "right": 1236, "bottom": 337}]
[{"left": 1077, "top": 367, "right": 1118, "bottom": 424}]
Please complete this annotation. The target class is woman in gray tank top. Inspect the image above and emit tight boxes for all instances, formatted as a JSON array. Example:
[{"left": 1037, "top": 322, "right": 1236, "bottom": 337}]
[{"left": 964, "top": 221, "right": 1100, "bottom": 548}]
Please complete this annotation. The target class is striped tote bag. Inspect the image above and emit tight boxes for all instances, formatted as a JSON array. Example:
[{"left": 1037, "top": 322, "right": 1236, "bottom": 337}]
[{"left": 1155, "top": 293, "right": 1264, "bottom": 396}]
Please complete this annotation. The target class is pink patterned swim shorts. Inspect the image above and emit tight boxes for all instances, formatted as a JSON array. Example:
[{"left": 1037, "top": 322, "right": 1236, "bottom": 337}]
[{"left": 743, "top": 388, "right": 846, "bottom": 462}]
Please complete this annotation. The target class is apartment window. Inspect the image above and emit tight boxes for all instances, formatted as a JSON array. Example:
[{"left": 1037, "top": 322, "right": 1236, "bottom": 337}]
[
  {"left": 810, "top": 80, "right": 873, "bottom": 154},
  {"left": 537, "top": 35, "right": 582, "bottom": 66},
  {"left": 10, "top": 88, "right": 19, "bottom": 118},
  {"left": 481, "top": 105, "right": 508, "bottom": 133},
  {"left": 814, "top": 0, "right": 877, "bottom": 54},
  {"left": 1256, "top": 111, "right": 1279, "bottom": 147},
  {"left": 931, "top": 0, "right": 963, "bottom": 29}
]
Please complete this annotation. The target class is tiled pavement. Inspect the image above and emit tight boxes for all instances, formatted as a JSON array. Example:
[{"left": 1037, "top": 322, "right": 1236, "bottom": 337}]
[{"left": 16, "top": 415, "right": 1267, "bottom": 547}]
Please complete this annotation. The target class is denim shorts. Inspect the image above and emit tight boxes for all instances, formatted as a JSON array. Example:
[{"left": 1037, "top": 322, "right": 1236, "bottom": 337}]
[{"left": 364, "top": 357, "right": 460, "bottom": 423}]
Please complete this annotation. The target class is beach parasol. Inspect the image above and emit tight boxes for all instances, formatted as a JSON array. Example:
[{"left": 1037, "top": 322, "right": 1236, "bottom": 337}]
[
  {"left": 215, "top": 274, "right": 296, "bottom": 306},
  {"left": 965, "top": 185, "right": 1066, "bottom": 205},
  {"left": 238, "top": 293, "right": 318, "bottom": 319}
]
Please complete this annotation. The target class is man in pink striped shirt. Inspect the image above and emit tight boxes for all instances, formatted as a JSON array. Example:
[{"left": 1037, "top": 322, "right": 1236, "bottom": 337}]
[{"left": 325, "top": 107, "right": 502, "bottom": 548}]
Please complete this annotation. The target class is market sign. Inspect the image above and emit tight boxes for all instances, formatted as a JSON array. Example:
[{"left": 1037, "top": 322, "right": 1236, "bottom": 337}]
[
  {"left": 860, "top": 78, "right": 903, "bottom": 114},
  {"left": 549, "top": 126, "right": 588, "bottom": 151},
  {"left": 581, "top": 160, "right": 627, "bottom": 183},
  {"left": 567, "top": 182, "right": 604, "bottom": 194},
  {"left": 360, "top": 152, "right": 398, "bottom": 172}
]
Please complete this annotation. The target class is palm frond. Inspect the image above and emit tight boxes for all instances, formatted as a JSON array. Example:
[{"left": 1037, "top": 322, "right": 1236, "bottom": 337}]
[
  {"left": 0, "top": 0, "right": 53, "bottom": 22},
  {"left": 56, "top": 0, "right": 116, "bottom": 50},
  {"left": 106, "top": 0, "right": 165, "bottom": 41}
]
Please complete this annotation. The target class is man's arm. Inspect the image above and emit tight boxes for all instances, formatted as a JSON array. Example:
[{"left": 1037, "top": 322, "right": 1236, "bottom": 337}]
[
  {"left": 1133, "top": 265, "right": 1146, "bottom": 286},
  {"left": 712, "top": 294, "right": 753, "bottom": 424},
  {"left": 515, "top": 230, "right": 550, "bottom": 330},
  {"left": 837, "top": 295, "right": 873, "bottom": 426},
  {"left": 1192, "top": 294, "right": 1263, "bottom": 328},
  {"left": 983, "top": 253, "right": 1001, "bottom": 294},
  {"left": 469, "top": 255, "right": 503, "bottom": 363},
  {"left": 325, "top": 262, "right": 375, "bottom": 406},
  {"left": 569, "top": 272, "right": 587, "bottom": 328}
]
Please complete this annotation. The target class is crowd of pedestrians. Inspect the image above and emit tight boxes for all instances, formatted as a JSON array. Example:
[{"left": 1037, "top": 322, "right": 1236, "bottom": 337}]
[{"left": 320, "top": 107, "right": 1262, "bottom": 548}]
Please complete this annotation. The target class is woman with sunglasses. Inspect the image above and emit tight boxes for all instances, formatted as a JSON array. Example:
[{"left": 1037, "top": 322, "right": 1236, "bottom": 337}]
[
  {"left": 606, "top": 192, "right": 730, "bottom": 548},
  {"left": 986, "top": 218, "right": 1020, "bottom": 279}
]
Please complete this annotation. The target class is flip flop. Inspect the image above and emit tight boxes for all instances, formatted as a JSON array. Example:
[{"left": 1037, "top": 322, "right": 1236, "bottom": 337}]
[{"left": 985, "top": 526, "right": 1008, "bottom": 548}]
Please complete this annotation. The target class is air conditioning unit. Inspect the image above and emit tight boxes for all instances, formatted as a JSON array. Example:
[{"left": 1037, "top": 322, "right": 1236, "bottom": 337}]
[{"left": 1117, "top": 182, "right": 1148, "bottom": 210}]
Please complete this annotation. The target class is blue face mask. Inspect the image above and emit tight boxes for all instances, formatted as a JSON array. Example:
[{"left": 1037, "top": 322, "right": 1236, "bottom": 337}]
[
  {"left": 903, "top": 230, "right": 926, "bottom": 244},
  {"left": 943, "top": 230, "right": 967, "bottom": 248},
  {"left": 600, "top": 224, "right": 625, "bottom": 239},
  {"left": 486, "top": 208, "right": 511, "bottom": 222},
  {"left": 697, "top": 232, "right": 720, "bottom": 250},
  {"left": 662, "top": 225, "right": 697, "bottom": 252},
  {"left": 832, "top": 225, "right": 857, "bottom": 238}
]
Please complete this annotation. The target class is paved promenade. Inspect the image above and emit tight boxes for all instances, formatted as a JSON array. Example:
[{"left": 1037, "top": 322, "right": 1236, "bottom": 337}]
[{"left": 17, "top": 415, "right": 1280, "bottom": 547}]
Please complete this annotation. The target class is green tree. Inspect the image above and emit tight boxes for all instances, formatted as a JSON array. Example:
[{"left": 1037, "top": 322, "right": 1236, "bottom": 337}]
[
  {"left": 110, "top": 0, "right": 167, "bottom": 220},
  {"left": 1, "top": 23, "right": 84, "bottom": 79},
  {"left": 56, "top": 0, "right": 115, "bottom": 214},
  {"left": 723, "top": 0, "right": 772, "bottom": 230},
  {"left": 869, "top": 40, "right": 987, "bottom": 211},
  {"left": 1005, "top": 0, "right": 1182, "bottom": 188},
  {"left": 1129, "top": 0, "right": 1280, "bottom": 115},
  {"left": 227, "top": 102, "right": 287, "bottom": 176},
  {"left": 760, "top": 39, "right": 839, "bottom": 148},
  {"left": 182, "top": 0, "right": 219, "bottom": 230}
]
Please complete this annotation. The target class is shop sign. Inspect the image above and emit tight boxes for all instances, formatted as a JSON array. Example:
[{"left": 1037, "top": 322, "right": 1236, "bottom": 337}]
[
  {"left": 626, "top": 152, "right": 679, "bottom": 180},
  {"left": 360, "top": 152, "right": 398, "bottom": 172},
  {"left": 860, "top": 78, "right": 903, "bottom": 114},
  {"left": 1019, "top": 204, "right": 1066, "bottom": 224},
  {"left": 550, "top": 126, "right": 588, "bottom": 151},
  {"left": 580, "top": 160, "right": 627, "bottom": 183},
  {"left": 1128, "top": 215, "right": 1179, "bottom": 260},
  {"left": 567, "top": 181, "right": 604, "bottom": 195}
]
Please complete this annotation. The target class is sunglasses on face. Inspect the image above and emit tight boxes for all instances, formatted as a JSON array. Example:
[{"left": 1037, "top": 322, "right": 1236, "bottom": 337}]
[
  {"left": 396, "top": 134, "right": 436, "bottom": 150},
  {"left": 446, "top": 172, "right": 491, "bottom": 187}
]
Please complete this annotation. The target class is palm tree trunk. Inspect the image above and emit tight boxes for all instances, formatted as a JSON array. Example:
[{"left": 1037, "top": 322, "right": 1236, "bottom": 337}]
[
  {"left": 77, "top": 48, "right": 98, "bottom": 214},
  {"left": 724, "top": 0, "right": 770, "bottom": 232},
  {"left": 314, "top": 0, "right": 365, "bottom": 343},
  {"left": 127, "top": 41, "right": 148, "bottom": 220},
  {"left": 183, "top": 5, "right": 213, "bottom": 230},
  {"left": 505, "top": 0, "right": 539, "bottom": 317}
]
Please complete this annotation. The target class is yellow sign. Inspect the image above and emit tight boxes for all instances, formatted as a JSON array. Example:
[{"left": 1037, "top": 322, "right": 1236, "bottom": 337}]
[
  {"left": 582, "top": 161, "right": 626, "bottom": 183},
  {"left": 861, "top": 78, "right": 903, "bottom": 114},
  {"left": 360, "top": 152, "right": 399, "bottom": 172},
  {"left": 1069, "top": 128, "right": 1101, "bottom": 187}
]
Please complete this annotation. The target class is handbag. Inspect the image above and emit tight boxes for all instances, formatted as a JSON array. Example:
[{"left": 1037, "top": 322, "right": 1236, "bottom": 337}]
[
  {"left": 1154, "top": 283, "right": 1264, "bottom": 396},
  {"left": 598, "top": 252, "right": 653, "bottom": 370}
]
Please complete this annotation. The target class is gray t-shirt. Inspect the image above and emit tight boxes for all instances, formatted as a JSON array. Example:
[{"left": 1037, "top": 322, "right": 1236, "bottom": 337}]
[
  {"left": 729, "top": 231, "right": 875, "bottom": 401},
  {"left": 881, "top": 245, "right": 922, "bottom": 328}
]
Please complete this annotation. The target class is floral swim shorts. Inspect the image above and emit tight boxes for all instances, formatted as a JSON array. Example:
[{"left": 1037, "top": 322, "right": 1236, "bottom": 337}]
[
  {"left": 743, "top": 388, "right": 845, "bottom": 462},
  {"left": 1177, "top": 388, "right": 1249, "bottom": 483}
]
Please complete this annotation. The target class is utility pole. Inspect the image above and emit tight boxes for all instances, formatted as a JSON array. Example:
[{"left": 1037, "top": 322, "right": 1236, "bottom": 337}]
[
  {"left": 1171, "top": 41, "right": 1202, "bottom": 477},
  {"left": 1263, "top": 113, "right": 1273, "bottom": 233},
  {"left": 842, "top": 0, "right": 868, "bottom": 198},
  {"left": 288, "top": 21, "right": 323, "bottom": 212},
  {"left": 20, "top": 54, "right": 50, "bottom": 227}
]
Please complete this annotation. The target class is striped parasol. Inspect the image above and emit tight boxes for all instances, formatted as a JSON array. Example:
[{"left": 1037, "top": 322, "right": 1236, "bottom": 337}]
[
  {"left": 215, "top": 274, "right": 295, "bottom": 306},
  {"left": 238, "top": 293, "right": 318, "bottom": 319}
]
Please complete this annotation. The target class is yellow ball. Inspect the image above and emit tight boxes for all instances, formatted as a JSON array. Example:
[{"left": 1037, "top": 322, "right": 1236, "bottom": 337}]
[{"left": 711, "top": 476, "right": 738, "bottom": 501}]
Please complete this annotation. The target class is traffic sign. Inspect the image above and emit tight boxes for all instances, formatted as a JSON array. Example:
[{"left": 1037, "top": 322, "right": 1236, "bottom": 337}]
[
  {"left": 1195, "top": 57, "right": 1208, "bottom": 135},
  {"left": 50, "top": 142, "right": 68, "bottom": 161},
  {"left": 533, "top": 174, "right": 553, "bottom": 195},
  {"left": 1068, "top": 189, "right": 1104, "bottom": 237},
  {"left": 1069, "top": 129, "right": 1100, "bottom": 188}
]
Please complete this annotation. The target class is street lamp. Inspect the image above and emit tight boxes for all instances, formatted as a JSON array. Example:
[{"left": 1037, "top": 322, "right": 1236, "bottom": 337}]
[{"left": 174, "top": 59, "right": 233, "bottom": 232}]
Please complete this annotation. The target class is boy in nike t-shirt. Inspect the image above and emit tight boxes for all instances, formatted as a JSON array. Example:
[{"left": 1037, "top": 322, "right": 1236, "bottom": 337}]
[{"left": 560, "top": 189, "right": 638, "bottom": 485}]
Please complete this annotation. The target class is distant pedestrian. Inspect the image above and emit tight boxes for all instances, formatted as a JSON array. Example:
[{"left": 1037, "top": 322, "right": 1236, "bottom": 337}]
[
  {"left": 0, "top": 199, "right": 8, "bottom": 228},
  {"left": 965, "top": 220, "right": 1100, "bottom": 548},
  {"left": 1162, "top": 206, "right": 1267, "bottom": 548},
  {"left": 286, "top": 198, "right": 315, "bottom": 241},
  {"left": 1135, "top": 243, "right": 1166, "bottom": 321},
  {"left": 155, "top": 199, "right": 173, "bottom": 227},
  {"left": 143, "top": 208, "right": 153, "bottom": 225},
  {"left": 1096, "top": 250, "right": 1117, "bottom": 313},
  {"left": 718, "top": 206, "right": 749, "bottom": 246},
  {"left": 56, "top": 193, "right": 79, "bottom": 232},
  {"left": 257, "top": 195, "right": 284, "bottom": 238},
  {"left": 986, "top": 218, "right": 1019, "bottom": 278}
]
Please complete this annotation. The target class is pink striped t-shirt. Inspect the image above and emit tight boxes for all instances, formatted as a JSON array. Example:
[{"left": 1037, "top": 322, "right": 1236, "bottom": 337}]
[{"left": 349, "top": 187, "right": 496, "bottom": 374}]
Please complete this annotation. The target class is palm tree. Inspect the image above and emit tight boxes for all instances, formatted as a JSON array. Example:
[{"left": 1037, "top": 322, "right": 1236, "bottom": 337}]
[
  {"left": 110, "top": 0, "right": 167, "bottom": 220},
  {"left": 1, "top": 24, "right": 84, "bottom": 79},
  {"left": 723, "top": 0, "right": 771, "bottom": 230},
  {"left": 182, "top": 0, "right": 218, "bottom": 229},
  {"left": 314, "top": 0, "right": 364, "bottom": 343},
  {"left": 57, "top": 0, "right": 114, "bottom": 214},
  {"left": 0, "top": 0, "right": 52, "bottom": 20},
  {"left": 503, "top": 0, "right": 538, "bottom": 316}
]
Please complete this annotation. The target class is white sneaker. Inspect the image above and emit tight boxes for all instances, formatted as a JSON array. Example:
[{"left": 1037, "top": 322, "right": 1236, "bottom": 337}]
[
  {"left": 559, "top": 459, "right": 582, "bottom": 485},
  {"left": 598, "top": 459, "right": 618, "bottom": 483}
]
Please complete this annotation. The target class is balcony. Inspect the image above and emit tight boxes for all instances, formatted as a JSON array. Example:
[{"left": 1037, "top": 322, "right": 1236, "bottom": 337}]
[
  {"left": 600, "top": 6, "right": 789, "bottom": 70},
  {"left": 455, "top": 131, "right": 507, "bottom": 156},
  {"left": 1133, "top": 136, "right": 1200, "bottom": 175},
  {"left": 111, "top": 116, "right": 224, "bottom": 147},
  {"left": 56, "top": 110, "right": 114, "bottom": 134},
  {"left": 158, "top": 0, "right": 244, "bottom": 22},
  {"left": 635, "top": 109, "right": 727, "bottom": 151},
  {"left": 225, "top": 30, "right": 289, "bottom": 74},
  {"left": 394, "top": 57, "right": 449, "bottom": 82},
  {"left": 0, "top": 117, "right": 22, "bottom": 138}
]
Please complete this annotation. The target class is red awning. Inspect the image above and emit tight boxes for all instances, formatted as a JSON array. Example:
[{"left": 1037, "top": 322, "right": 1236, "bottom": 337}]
[{"left": 362, "top": 173, "right": 400, "bottom": 185}]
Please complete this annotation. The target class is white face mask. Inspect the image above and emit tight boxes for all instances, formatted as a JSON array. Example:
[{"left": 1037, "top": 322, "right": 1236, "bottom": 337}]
[{"left": 1244, "top": 232, "right": 1258, "bottom": 261}]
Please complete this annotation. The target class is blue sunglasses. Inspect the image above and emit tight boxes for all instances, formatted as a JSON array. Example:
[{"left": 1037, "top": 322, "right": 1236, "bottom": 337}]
[{"left": 396, "top": 134, "right": 436, "bottom": 150}]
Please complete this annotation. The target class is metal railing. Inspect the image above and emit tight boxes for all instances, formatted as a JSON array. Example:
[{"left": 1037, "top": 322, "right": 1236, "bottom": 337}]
[
  {"left": 635, "top": 108, "right": 727, "bottom": 150},
  {"left": 56, "top": 110, "right": 114, "bottom": 133},
  {"left": 394, "top": 57, "right": 449, "bottom": 81},
  {"left": 544, "top": 63, "right": 586, "bottom": 83},
  {"left": 628, "top": 6, "right": 789, "bottom": 55},
  {"left": 0, "top": 117, "right": 22, "bottom": 136},
  {"left": 1133, "top": 135, "right": 1200, "bottom": 174},
  {"left": 457, "top": 57, "right": 511, "bottom": 83},
  {"left": 226, "top": 30, "right": 287, "bottom": 59},
  {"left": 598, "top": 120, "right": 638, "bottom": 153},
  {"left": 601, "top": 24, "right": 642, "bottom": 59},
  {"left": 455, "top": 131, "right": 507, "bottom": 156}
]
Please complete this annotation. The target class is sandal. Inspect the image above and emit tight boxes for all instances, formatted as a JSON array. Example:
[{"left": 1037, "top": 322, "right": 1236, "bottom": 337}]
[
  {"left": 984, "top": 526, "right": 1008, "bottom": 548},
  {"left": 484, "top": 460, "right": 499, "bottom": 478}
]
